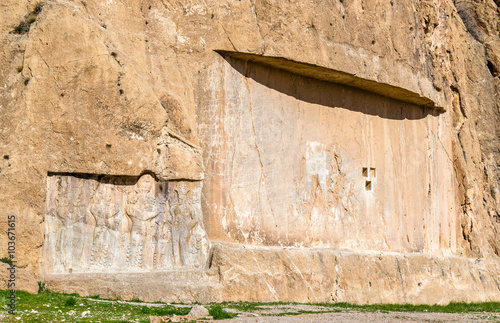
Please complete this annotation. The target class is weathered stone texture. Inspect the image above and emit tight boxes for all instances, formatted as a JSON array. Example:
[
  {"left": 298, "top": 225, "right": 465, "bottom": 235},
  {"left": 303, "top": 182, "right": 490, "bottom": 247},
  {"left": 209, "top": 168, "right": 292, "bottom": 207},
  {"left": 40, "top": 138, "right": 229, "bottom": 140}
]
[
  {"left": 43, "top": 174, "right": 208, "bottom": 274},
  {"left": 0, "top": 0, "right": 499, "bottom": 304},
  {"left": 198, "top": 55, "right": 457, "bottom": 254},
  {"left": 40, "top": 242, "right": 500, "bottom": 304}
]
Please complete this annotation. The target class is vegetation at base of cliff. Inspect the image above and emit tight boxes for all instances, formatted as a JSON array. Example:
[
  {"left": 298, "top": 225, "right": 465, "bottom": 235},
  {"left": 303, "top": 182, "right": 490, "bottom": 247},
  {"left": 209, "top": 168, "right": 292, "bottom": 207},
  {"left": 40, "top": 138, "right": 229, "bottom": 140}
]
[
  {"left": 0, "top": 257, "right": 14, "bottom": 267},
  {"left": 0, "top": 289, "right": 190, "bottom": 323},
  {"left": 318, "top": 301, "right": 500, "bottom": 314},
  {"left": 140, "top": 305, "right": 190, "bottom": 316},
  {"left": 208, "top": 305, "right": 236, "bottom": 319},
  {"left": 1, "top": 289, "right": 499, "bottom": 322},
  {"left": 221, "top": 300, "right": 500, "bottom": 314}
]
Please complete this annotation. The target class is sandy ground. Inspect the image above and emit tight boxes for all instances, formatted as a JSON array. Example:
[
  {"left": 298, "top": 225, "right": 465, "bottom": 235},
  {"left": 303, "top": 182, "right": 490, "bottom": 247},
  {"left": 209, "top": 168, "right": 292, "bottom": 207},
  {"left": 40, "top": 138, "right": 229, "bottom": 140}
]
[
  {"left": 221, "top": 311, "right": 500, "bottom": 322},
  {"left": 213, "top": 303, "right": 500, "bottom": 323},
  {"left": 89, "top": 298, "right": 500, "bottom": 322}
]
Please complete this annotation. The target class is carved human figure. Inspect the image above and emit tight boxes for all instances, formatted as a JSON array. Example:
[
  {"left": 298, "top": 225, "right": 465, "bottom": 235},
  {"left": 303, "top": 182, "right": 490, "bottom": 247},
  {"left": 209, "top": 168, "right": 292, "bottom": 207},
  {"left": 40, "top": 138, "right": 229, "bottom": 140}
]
[
  {"left": 45, "top": 177, "right": 72, "bottom": 272},
  {"left": 125, "top": 174, "right": 162, "bottom": 269},
  {"left": 87, "top": 178, "right": 122, "bottom": 268},
  {"left": 45, "top": 174, "right": 208, "bottom": 273},
  {"left": 152, "top": 204, "right": 173, "bottom": 269},
  {"left": 169, "top": 187, "right": 201, "bottom": 267}
]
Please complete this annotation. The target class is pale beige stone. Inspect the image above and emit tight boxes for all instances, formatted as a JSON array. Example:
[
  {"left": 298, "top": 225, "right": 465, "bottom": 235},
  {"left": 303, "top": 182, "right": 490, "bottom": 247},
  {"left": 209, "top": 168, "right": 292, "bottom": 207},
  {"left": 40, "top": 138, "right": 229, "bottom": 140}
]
[
  {"left": 149, "top": 316, "right": 171, "bottom": 323},
  {"left": 187, "top": 305, "right": 209, "bottom": 319},
  {"left": 0, "top": 0, "right": 499, "bottom": 305}
]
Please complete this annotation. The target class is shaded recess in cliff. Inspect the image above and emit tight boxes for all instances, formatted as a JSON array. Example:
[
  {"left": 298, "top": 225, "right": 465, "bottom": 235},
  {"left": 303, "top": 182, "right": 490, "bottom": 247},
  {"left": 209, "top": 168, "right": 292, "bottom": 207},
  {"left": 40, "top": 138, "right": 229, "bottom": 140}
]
[
  {"left": 198, "top": 53, "right": 456, "bottom": 252},
  {"left": 216, "top": 51, "right": 444, "bottom": 112}
]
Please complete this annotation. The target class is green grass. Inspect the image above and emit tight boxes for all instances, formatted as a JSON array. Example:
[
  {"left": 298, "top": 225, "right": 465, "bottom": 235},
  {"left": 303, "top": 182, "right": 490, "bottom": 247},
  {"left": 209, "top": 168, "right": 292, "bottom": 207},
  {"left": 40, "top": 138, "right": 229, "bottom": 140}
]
[
  {"left": 220, "top": 300, "right": 500, "bottom": 316},
  {"left": 64, "top": 297, "right": 76, "bottom": 306},
  {"left": 37, "top": 282, "right": 46, "bottom": 294},
  {"left": 1, "top": 289, "right": 499, "bottom": 322},
  {"left": 140, "top": 305, "right": 190, "bottom": 316},
  {"left": 316, "top": 301, "right": 500, "bottom": 313},
  {"left": 209, "top": 305, "right": 236, "bottom": 320},
  {"left": 218, "top": 301, "right": 270, "bottom": 312},
  {"left": 0, "top": 289, "right": 189, "bottom": 323},
  {"left": 0, "top": 258, "right": 14, "bottom": 267}
]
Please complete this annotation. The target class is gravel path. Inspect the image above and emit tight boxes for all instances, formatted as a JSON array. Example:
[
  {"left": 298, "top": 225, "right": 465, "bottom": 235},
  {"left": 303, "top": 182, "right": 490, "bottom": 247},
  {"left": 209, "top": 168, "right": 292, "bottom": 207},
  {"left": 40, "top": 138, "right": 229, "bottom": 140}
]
[
  {"left": 221, "top": 311, "right": 500, "bottom": 322},
  {"left": 80, "top": 299, "right": 500, "bottom": 322}
]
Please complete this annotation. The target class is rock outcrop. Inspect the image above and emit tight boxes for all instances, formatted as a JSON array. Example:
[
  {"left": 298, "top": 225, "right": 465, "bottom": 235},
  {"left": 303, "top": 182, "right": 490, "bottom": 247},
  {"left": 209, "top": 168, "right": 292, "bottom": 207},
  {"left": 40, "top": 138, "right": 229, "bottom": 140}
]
[{"left": 0, "top": 0, "right": 499, "bottom": 304}]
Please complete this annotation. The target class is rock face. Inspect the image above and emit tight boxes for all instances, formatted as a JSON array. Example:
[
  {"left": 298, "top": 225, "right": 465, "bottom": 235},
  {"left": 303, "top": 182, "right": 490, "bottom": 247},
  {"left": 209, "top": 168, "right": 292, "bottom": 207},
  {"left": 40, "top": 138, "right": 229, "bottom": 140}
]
[
  {"left": 198, "top": 55, "right": 455, "bottom": 254},
  {"left": 43, "top": 173, "right": 208, "bottom": 274},
  {"left": 0, "top": 0, "right": 499, "bottom": 304}
]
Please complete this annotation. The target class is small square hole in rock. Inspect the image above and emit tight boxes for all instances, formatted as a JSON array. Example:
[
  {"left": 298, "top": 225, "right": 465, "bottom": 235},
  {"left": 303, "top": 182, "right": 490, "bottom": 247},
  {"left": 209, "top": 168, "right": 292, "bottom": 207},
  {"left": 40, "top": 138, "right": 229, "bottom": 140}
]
[
  {"left": 365, "top": 181, "right": 372, "bottom": 191},
  {"left": 370, "top": 168, "right": 376, "bottom": 178},
  {"left": 362, "top": 167, "right": 368, "bottom": 177}
]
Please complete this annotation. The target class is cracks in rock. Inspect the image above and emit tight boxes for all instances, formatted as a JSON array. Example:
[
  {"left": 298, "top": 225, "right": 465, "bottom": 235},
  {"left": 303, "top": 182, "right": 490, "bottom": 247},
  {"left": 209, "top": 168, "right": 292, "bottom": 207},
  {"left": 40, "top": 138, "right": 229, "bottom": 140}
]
[
  {"left": 249, "top": 0, "right": 265, "bottom": 53},
  {"left": 227, "top": 82, "right": 237, "bottom": 239},
  {"left": 456, "top": 129, "right": 467, "bottom": 164},
  {"left": 245, "top": 77, "right": 264, "bottom": 208},
  {"left": 454, "top": 1, "right": 486, "bottom": 43},
  {"left": 248, "top": 249, "right": 279, "bottom": 301},
  {"left": 164, "top": 126, "right": 201, "bottom": 151},
  {"left": 281, "top": 250, "right": 318, "bottom": 302},
  {"left": 242, "top": 74, "right": 277, "bottom": 230},
  {"left": 395, "top": 257, "right": 407, "bottom": 302},
  {"left": 428, "top": 129, "right": 454, "bottom": 165},
  {"left": 217, "top": 22, "right": 237, "bottom": 51},
  {"left": 332, "top": 153, "right": 343, "bottom": 175},
  {"left": 486, "top": 49, "right": 500, "bottom": 77},
  {"left": 11, "top": 2, "right": 43, "bottom": 35},
  {"left": 451, "top": 85, "right": 468, "bottom": 120}
]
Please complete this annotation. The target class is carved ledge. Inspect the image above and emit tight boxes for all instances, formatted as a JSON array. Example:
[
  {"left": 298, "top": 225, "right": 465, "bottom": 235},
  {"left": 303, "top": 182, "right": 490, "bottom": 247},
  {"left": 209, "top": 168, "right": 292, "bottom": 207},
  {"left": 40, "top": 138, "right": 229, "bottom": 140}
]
[{"left": 216, "top": 50, "right": 444, "bottom": 111}]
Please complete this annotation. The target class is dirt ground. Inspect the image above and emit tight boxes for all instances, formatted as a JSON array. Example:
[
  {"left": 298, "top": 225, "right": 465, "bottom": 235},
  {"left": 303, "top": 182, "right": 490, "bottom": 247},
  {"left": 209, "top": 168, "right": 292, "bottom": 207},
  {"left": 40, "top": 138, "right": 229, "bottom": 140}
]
[
  {"left": 211, "top": 303, "right": 500, "bottom": 323},
  {"left": 84, "top": 298, "right": 500, "bottom": 322},
  {"left": 222, "top": 311, "right": 500, "bottom": 322}
]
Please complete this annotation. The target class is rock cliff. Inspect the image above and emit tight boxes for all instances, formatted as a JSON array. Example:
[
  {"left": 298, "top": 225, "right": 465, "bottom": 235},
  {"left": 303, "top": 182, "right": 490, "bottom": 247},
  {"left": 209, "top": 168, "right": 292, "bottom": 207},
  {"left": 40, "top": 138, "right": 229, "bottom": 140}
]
[{"left": 0, "top": 0, "right": 499, "bottom": 303}]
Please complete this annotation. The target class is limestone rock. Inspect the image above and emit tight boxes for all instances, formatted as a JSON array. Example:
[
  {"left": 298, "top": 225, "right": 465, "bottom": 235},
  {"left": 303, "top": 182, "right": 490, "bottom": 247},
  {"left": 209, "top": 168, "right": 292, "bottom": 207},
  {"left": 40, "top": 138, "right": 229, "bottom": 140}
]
[
  {"left": 0, "top": 0, "right": 499, "bottom": 304},
  {"left": 187, "top": 305, "right": 209, "bottom": 319},
  {"left": 0, "top": 263, "right": 38, "bottom": 294},
  {"left": 149, "top": 316, "right": 170, "bottom": 323}
]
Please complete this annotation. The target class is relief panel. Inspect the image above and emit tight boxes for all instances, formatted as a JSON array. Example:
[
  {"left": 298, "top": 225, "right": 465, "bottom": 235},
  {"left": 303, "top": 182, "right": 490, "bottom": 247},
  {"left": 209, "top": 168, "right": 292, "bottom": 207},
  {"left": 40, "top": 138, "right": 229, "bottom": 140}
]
[{"left": 43, "top": 173, "right": 208, "bottom": 274}]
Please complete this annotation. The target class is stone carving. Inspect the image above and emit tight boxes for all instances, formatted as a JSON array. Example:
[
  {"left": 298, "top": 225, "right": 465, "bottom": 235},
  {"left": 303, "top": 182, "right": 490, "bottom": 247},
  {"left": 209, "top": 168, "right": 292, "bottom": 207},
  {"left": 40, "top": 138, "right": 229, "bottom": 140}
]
[
  {"left": 169, "top": 187, "right": 203, "bottom": 267},
  {"left": 43, "top": 174, "right": 208, "bottom": 274},
  {"left": 87, "top": 177, "right": 123, "bottom": 268}
]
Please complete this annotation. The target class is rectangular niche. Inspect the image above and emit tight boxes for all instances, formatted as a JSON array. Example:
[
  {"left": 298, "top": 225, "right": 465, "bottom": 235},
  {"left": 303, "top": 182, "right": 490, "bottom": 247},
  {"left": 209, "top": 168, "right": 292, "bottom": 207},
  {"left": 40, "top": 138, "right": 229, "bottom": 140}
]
[{"left": 43, "top": 173, "right": 208, "bottom": 274}]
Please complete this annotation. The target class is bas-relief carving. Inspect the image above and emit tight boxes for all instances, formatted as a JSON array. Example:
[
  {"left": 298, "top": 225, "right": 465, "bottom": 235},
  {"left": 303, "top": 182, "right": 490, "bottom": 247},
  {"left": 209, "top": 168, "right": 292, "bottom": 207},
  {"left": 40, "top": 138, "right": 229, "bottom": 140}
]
[
  {"left": 288, "top": 143, "right": 359, "bottom": 245},
  {"left": 43, "top": 174, "right": 208, "bottom": 274}
]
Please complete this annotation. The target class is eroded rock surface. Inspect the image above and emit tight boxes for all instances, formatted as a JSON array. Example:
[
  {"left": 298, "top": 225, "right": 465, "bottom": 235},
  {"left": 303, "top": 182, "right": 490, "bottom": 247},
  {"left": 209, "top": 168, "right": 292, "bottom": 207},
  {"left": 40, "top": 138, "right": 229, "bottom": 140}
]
[
  {"left": 43, "top": 174, "right": 208, "bottom": 273},
  {"left": 0, "top": 0, "right": 499, "bottom": 304}
]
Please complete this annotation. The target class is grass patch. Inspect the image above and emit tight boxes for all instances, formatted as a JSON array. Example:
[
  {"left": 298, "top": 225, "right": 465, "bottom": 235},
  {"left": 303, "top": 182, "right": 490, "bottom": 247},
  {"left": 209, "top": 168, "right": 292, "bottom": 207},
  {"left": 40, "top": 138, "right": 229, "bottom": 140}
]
[
  {"left": 37, "top": 282, "right": 47, "bottom": 294},
  {"left": 64, "top": 297, "right": 76, "bottom": 306},
  {"left": 140, "top": 305, "right": 190, "bottom": 316},
  {"left": 1, "top": 289, "right": 499, "bottom": 322},
  {"left": 316, "top": 301, "right": 500, "bottom": 313},
  {"left": 209, "top": 305, "right": 236, "bottom": 320},
  {"left": 262, "top": 309, "right": 344, "bottom": 316},
  {"left": 220, "top": 300, "right": 500, "bottom": 316},
  {"left": 219, "top": 301, "right": 267, "bottom": 312},
  {"left": 0, "top": 257, "right": 14, "bottom": 267},
  {"left": 0, "top": 289, "right": 190, "bottom": 323}
]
